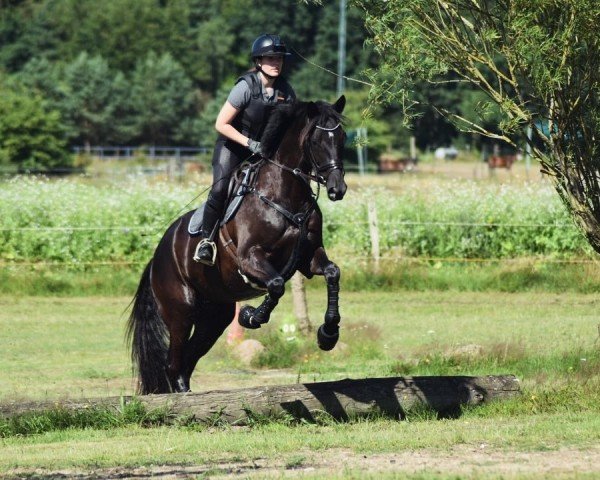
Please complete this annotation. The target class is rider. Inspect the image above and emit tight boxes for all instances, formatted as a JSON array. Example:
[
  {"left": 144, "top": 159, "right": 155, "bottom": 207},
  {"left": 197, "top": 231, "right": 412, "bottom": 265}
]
[{"left": 193, "top": 33, "right": 297, "bottom": 265}]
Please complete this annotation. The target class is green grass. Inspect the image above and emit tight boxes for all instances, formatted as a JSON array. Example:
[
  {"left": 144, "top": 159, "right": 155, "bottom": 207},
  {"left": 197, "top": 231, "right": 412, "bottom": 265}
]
[
  {"left": 1, "top": 289, "right": 599, "bottom": 476},
  {"left": 3, "top": 260, "right": 600, "bottom": 296},
  {"left": 0, "top": 399, "right": 173, "bottom": 437},
  {"left": 1, "top": 411, "right": 599, "bottom": 474},
  {"left": 1, "top": 291, "right": 598, "bottom": 402},
  {"left": 2, "top": 172, "right": 599, "bottom": 477}
]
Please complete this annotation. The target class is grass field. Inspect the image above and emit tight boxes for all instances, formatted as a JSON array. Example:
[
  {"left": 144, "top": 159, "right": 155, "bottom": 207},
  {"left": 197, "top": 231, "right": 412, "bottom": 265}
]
[
  {"left": 1, "top": 291, "right": 598, "bottom": 401},
  {"left": 2, "top": 166, "right": 600, "bottom": 478},
  {"left": 1, "top": 290, "right": 599, "bottom": 477}
]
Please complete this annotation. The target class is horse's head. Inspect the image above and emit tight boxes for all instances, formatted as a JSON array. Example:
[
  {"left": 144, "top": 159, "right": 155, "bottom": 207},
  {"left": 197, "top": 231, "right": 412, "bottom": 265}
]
[{"left": 304, "top": 96, "right": 347, "bottom": 201}]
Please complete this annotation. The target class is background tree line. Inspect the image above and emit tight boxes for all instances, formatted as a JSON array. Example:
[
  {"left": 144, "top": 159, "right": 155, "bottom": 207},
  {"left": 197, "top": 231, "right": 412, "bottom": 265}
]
[{"left": 0, "top": 0, "right": 487, "bottom": 171}]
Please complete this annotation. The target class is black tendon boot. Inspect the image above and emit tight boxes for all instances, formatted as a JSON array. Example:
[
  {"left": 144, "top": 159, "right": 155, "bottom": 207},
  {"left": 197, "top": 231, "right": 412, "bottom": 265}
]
[{"left": 193, "top": 199, "right": 221, "bottom": 265}]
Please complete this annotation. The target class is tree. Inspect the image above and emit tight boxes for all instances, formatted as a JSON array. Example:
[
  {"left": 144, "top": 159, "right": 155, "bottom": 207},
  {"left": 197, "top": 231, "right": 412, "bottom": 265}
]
[
  {"left": 0, "top": 77, "right": 70, "bottom": 171},
  {"left": 343, "top": 88, "right": 394, "bottom": 163},
  {"left": 290, "top": 1, "right": 374, "bottom": 100},
  {"left": 0, "top": 0, "right": 62, "bottom": 71},
  {"left": 130, "top": 52, "right": 196, "bottom": 145},
  {"left": 61, "top": 53, "right": 125, "bottom": 149},
  {"left": 15, "top": 56, "right": 64, "bottom": 108},
  {"left": 193, "top": 17, "right": 235, "bottom": 93},
  {"left": 357, "top": 0, "right": 600, "bottom": 253}
]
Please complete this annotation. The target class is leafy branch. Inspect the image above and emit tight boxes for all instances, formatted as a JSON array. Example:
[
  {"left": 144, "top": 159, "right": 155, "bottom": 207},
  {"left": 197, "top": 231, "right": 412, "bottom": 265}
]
[{"left": 356, "top": 0, "right": 600, "bottom": 253}]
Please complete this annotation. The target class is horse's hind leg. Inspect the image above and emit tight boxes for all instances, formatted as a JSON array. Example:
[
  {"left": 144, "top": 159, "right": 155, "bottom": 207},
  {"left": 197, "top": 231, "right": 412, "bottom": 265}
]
[
  {"left": 162, "top": 300, "right": 234, "bottom": 393},
  {"left": 180, "top": 302, "right": 235, "bottom": 390},
  {"left": 160, "top": 302, "right": 196, "bottom": 393},
  {"left": 301, "top": 246, "right": 341, "bottom": 351}
]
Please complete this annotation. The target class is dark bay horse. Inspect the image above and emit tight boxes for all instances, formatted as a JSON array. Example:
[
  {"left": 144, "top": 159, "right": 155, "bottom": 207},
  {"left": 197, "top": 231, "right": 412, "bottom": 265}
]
[{"left": 127, "top": 96, "right": 347, "bottom": 394}]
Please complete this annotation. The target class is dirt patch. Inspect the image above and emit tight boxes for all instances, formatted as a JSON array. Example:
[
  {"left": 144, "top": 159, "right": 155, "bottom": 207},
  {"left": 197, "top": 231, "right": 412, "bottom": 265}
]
[{"left": 5, "top": 445, "right": 599, "bottom": 479}]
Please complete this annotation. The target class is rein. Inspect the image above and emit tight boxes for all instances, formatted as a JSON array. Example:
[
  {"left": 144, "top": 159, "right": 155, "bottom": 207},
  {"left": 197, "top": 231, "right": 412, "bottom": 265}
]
[
  {"left": 250, "top": 156, "right": 319, "bottom": 229},
  {"left": 263, "top": 157, "right": 325, "bottom": 186}
]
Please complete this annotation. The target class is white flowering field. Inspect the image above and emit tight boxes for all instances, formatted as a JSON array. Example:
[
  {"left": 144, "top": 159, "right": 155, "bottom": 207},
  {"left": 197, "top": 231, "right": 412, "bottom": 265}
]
[{"left": 0, "top": 176, "right": 591, "bottom": 265}]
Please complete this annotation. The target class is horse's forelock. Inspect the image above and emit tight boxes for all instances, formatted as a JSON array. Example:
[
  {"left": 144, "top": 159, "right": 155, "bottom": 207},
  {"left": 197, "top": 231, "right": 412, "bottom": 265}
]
[{"left": 299, "top": 116, "right": 318, "bottom": 148}]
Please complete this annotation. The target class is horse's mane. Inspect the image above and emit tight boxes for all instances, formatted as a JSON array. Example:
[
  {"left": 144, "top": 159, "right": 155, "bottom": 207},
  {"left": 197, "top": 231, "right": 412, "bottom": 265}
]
[{"left": 260, "top": 100, "right": 344, "bottom": 158}]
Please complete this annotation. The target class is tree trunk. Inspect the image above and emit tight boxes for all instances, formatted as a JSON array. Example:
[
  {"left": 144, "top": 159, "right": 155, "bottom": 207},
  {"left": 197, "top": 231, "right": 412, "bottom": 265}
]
[{"left": 0, "top": 375, "right": 520, "bottom": 424}]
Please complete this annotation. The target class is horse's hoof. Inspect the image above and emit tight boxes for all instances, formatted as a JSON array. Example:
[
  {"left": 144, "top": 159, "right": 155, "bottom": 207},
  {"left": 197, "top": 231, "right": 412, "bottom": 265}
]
[
  {"left": 317, "top": 324, "right": 339, "bottom": 351},
  {"left": 238, "top": 305, "right": 261, "bottom": 329},
  {"left": 170, "top": 375, "right": 190, "bottom": 393}
]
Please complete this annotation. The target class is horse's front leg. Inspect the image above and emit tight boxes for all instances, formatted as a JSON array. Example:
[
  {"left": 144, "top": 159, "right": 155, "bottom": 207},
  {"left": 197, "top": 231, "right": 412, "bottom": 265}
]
[
  {"left": 304, "top": 246, "right": 341, "bottom": 351},
  {"left": 237, "top": 248, "right": 285, "bottom": 329}
]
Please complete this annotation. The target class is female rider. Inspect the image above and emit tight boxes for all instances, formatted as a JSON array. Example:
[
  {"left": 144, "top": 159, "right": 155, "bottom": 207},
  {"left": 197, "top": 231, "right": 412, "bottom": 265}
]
[{"left": 194, "top": 33, "right": 296, "bottom": 265}]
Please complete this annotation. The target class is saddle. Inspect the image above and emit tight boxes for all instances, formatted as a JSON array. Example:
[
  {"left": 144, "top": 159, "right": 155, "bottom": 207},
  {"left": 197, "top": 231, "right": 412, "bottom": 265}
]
[{"left": 188, "top": 162, "right": 259, "bottom": 236}]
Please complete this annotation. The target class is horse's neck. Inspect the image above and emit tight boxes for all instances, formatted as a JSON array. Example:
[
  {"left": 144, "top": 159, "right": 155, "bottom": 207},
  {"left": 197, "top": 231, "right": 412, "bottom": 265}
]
[
  {"left": 256, "top": 117, "right": 313, "bottom": 203},
  {"left": 260, "top": 146, "right": 311, "bottom": 205}
]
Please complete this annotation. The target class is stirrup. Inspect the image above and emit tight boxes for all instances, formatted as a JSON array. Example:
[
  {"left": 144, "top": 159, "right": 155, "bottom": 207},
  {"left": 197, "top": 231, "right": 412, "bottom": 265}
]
[{"left": 193, "top": 238, "right": 217, "bottom": 266}]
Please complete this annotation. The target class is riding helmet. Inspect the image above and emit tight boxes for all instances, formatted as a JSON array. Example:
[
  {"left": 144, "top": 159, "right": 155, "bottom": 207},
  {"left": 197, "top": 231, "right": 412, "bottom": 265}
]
[{"left": 251, "top": 34, "right": 291, "bottom": 58}]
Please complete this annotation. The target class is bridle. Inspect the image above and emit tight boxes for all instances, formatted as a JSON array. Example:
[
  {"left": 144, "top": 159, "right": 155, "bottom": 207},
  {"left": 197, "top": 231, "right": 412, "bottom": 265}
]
[
  {"left": 263, "top": 120, "right": 344, "bottom": 187},
  {"left": 249, "top": 118, "right": 345, "bottom": 229},
  {"left": 311, "top": 123, "right": 344, "bottom": 179}
]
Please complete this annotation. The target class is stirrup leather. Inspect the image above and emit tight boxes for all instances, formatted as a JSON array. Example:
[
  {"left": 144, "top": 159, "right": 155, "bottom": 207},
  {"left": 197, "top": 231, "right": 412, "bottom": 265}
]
[{"left": 193, "top": 238, "right": 217, "bottom": 265}]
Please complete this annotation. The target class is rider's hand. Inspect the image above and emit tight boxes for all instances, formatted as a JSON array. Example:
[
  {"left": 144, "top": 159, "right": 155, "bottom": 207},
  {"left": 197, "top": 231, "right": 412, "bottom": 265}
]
[{"left": 247, "top": 139, "right": 262, "bottom": 155}]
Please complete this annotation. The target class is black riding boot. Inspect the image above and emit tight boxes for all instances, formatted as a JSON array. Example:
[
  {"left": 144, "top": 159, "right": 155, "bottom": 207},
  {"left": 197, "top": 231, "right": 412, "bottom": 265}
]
[{"left": 193, "top": 198, "right": 222, "bottom": 265}]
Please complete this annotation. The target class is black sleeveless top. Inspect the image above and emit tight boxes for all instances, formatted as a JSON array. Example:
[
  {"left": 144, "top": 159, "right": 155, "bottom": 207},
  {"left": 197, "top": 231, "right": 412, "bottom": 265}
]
[{"left": 230, "top": 71, "right": 295, "bottom": 142}]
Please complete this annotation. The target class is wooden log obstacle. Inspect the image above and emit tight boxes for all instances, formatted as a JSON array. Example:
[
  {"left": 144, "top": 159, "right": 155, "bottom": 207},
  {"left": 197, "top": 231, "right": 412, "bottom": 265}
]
[{"left": 1, "top": 375, "right": 520, "bottom": 424}]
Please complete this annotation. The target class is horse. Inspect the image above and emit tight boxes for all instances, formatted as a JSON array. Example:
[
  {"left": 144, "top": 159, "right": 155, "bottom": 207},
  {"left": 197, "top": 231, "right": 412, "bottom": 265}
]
[
  {"left": 488, "top": 154, "right": 516, "bottom": 170},
  {"left": 127, "top": 96, "right": 347, "bottom": 394}
]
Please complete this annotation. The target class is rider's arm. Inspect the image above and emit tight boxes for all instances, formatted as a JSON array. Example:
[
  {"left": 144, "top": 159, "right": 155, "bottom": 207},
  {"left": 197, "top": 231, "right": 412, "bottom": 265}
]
[{"left": 214, "top": 101, "right": 250, "bottom": 147}]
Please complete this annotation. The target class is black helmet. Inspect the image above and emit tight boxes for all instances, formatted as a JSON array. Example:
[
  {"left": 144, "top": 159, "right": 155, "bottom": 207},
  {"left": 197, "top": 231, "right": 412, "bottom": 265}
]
[{"left": 251, "top": 34, "right": 291, "bottom": 58}]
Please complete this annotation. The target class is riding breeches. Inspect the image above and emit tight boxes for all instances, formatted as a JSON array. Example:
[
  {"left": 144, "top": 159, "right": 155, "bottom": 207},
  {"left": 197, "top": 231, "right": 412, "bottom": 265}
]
[{"left": 201, "top": 138, "right": 247, "bottom": 238}]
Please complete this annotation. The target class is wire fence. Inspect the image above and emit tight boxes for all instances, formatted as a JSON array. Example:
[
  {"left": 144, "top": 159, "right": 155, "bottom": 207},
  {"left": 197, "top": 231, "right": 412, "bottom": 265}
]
[
  {"left": 1, "top": 255, "right": 597, "bottom": 269},
  {"left": 0, "top": 220, "right": 577, "bottom": 232}
]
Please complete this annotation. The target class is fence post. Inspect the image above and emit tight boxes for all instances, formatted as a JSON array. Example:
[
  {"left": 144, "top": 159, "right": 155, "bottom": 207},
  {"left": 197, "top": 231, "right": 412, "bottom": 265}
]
[
  {"left": 291, "top": 272, "right": 312, "bottom": 335},
  {"left": 226, "top": 303, "right": 244, "bottom": 345},
  {"left": 356, "top": 129, "right": 365, "bottom": 175},
  {"left": 410, "top": 135, "right": 417, "bottom": 161},
  {"left": 367, "top": 199, "right": 380, "bottom": 273},
  {"left": 176, "top": 148, "right": 184, "bottom": 182},
  {"left": 168, "top": 157, "right": 176, "bottom": 180}
]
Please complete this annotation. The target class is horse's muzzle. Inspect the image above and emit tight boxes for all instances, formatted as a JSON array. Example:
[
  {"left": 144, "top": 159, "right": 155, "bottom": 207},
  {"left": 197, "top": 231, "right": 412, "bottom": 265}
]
[{"left": 326, "top": 169, "right": 347, "bottom": 201}]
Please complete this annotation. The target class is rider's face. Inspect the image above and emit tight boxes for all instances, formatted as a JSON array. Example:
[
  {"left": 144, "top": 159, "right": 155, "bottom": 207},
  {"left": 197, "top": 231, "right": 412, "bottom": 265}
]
[{"left": 258, "top": 55, "right": 284, "bottom": 77}]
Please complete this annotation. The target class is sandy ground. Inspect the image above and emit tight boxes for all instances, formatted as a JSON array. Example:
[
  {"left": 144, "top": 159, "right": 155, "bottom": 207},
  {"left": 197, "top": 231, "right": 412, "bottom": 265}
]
[{"left": 6, "top": 445, "right": 600, "bottom": 479}]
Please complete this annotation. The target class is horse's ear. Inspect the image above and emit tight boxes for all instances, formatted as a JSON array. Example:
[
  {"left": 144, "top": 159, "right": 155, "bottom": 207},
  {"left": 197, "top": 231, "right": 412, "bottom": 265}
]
[{"left": 333, "top": 95, "right": 346, "bottom": 113}]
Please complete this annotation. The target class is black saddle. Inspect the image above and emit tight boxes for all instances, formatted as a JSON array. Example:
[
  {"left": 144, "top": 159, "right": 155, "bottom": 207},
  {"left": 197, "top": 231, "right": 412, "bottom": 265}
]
[{"left": 188, "top": 163, "right": 259, "bottom": 236}]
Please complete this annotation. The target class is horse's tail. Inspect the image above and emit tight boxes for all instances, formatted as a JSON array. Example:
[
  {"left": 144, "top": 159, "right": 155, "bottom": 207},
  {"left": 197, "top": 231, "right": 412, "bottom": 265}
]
[{"left": 126, "top": 260, "right": 171, "bottom": 394}]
